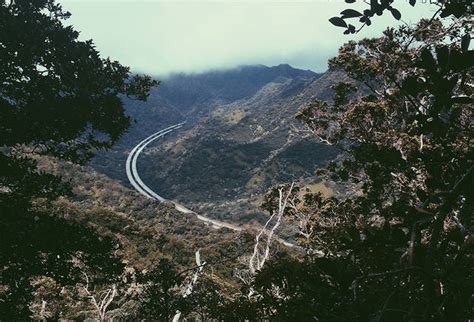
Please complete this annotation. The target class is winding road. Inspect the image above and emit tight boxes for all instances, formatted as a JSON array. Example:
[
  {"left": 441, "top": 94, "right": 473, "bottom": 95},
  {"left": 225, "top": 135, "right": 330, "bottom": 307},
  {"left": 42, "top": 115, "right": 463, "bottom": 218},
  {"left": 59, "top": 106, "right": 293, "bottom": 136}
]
[
  {"left": 125, "top": 122, "right": 243, "bottom": 231},
  {"left": 126, "top": 122, "right": 298, "bottom": 249}
]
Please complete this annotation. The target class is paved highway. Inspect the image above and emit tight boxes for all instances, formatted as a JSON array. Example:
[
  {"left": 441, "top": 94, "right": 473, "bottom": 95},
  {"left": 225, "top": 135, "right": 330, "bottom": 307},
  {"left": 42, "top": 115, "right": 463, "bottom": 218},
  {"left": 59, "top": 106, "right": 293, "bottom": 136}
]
[
  {"left": 125, "top": 122, "right": 244, "bottom": 231},
  {"left": 125, "top": 122, "right": 298, "bottom": 249}
]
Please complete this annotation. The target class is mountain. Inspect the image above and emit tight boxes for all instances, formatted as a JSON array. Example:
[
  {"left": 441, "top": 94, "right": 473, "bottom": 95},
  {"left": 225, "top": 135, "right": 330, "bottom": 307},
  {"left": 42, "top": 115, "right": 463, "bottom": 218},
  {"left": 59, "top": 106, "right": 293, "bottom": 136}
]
[
  {"left": 123, "top": 64, "right": 318, "bottom": 134},
  {"left": 156, "top": 64, "right": 317, "bottom": 116},
  {"left": 137, "top": 71, "right": 346, "bottom": 226},
  {"left": 91, "top": 64, "right": 344, "bottom": 228},
  {"left": 91, "top": 64, "right": 320, "bottom": 178}
]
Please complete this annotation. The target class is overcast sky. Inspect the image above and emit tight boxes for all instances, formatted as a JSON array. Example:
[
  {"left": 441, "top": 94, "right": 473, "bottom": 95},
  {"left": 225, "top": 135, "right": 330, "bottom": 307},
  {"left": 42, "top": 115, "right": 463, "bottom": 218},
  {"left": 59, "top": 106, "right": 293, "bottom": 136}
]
[{"left": 60, "top": 0, "right": 435, "bottom": 76}]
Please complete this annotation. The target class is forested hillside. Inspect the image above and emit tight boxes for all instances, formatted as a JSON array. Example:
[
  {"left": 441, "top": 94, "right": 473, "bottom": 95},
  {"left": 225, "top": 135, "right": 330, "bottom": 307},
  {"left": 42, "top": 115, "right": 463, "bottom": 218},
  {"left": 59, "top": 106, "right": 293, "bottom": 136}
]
[
  {"left": 90, "top": 64, "right": 321, "bottom": 180},
  {"left": 30, "top": 156, "right": 255, "bottom": 318},
  {"left": 1, "top": 0, "right": 472, "bottom": 320},
  {"left": 138, "top": 71, "right": 346, "bottom": 224}
]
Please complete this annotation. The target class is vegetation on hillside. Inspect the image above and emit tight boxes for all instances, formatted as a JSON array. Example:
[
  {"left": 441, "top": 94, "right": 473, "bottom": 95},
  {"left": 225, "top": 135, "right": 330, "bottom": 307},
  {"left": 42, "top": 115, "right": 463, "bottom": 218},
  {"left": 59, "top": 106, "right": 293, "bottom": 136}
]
[
  {"left": 1, "top": 0, "right": 472, "bottom": 320},
  {"left": 138, "top": 74, "right": 339, "bottom": 226},
  {"left": 206, "top": 3, "right": 473, "bottom": 321}
]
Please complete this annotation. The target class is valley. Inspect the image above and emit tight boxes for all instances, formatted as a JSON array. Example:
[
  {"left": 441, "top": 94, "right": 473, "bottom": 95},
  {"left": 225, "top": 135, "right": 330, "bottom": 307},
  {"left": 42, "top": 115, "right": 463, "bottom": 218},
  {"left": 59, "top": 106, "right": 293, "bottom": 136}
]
[
  {"left": 91, "top": 64, "right": 344, "bottom": 229},
  {"left": 125, "top": 121, "right": 243, "bottom": 232},
  {"left": 4, "top": 2, "right": 471, "bottom": 319}
]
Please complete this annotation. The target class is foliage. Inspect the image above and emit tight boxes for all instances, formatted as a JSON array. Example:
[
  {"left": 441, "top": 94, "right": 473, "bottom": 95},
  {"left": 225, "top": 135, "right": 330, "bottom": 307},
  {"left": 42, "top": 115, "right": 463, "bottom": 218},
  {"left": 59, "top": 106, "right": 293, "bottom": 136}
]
[
  {"left": 222, "top": 8, "right": 473, "bottom": 322},
  {"left": 330, "top": 0, "right": 473, "bottom": 34},
  {"left": 137, "top": 259, "right": 187, "bottom": 319},
  {"left": 0, "top": 0, "right": 157, "bottom": 318},
  {"left": 1, "top": 0, "right": 472, "bottom": 320},
  {"left": 0, "top": 203, "right": 124, "bottom": 318},
  {"left": 0, "top": 0, "right": 157, "bottom": 163}
]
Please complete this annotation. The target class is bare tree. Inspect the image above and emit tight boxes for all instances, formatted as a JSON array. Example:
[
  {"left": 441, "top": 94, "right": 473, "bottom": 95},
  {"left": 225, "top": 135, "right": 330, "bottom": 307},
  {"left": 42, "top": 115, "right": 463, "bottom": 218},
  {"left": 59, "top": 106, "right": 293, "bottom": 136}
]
[
  {"left": 249, "top": 183, "right": 295, "bottom": 274},
  {"left": 233, "top": 183, "right": 296, "bottom": 298},
  {"left": 172, "top": 250, "right": 206, "bottom": 322},
  {"left": 81, "top": 273, "right": 117, "bottom": 322},
  {"left": 288, "top": 202, "right": 313, "bottom": 241}
]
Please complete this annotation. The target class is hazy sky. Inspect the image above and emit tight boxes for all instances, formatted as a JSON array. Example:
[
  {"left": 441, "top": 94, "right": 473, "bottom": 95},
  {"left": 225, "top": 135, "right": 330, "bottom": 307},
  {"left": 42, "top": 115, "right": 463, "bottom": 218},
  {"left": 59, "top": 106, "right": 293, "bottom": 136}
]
[{"left": 60, "top": 0, "right": 435, "bottom": 76}]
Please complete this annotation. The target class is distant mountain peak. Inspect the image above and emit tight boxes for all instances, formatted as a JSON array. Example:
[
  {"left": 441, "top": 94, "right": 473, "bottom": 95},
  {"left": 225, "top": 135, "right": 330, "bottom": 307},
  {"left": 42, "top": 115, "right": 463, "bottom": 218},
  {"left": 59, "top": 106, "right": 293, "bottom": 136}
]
[
  {"left": 237, "top": 63, "right": 316, "bottom": 75},
  {"left": 154, "top": 63, "right": 320, "bottom": 111},
  {"left": 275, "top": 63, "right": 292, "bottom": 69}
]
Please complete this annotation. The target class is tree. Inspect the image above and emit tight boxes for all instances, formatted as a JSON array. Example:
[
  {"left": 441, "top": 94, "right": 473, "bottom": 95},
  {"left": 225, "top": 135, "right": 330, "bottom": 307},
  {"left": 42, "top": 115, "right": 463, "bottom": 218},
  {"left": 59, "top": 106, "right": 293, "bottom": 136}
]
[
  {"left": 137, "top": 259, "right": 187, "bottom": 320},
  {"left": 0, "top": 0, "right": 157, "bottom": 317},
  {"left": 297, "top": 17, "right": 473, "bottom": 319},
  {"left": 329, "top": 0, "right": 473, "bottom": 34},
  {"left": 220, "top": 3, "right": 472, "bottom": 321},
  {"left": 0, "top": 0, "right": 157, "bottom": 163}
]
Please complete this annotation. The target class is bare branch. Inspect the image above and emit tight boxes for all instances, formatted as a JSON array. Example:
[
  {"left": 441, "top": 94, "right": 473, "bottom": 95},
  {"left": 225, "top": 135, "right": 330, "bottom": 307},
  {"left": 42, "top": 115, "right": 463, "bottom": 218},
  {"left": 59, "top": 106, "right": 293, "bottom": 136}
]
[
  {"left": 249, "top": 183, "right": 294, "bottom": 274},
  {"left": 172, "top": 250, "right": 206, "bottom": 322},
  {"left": 80, "top": 272, "right": 117, "bottom": 322}
]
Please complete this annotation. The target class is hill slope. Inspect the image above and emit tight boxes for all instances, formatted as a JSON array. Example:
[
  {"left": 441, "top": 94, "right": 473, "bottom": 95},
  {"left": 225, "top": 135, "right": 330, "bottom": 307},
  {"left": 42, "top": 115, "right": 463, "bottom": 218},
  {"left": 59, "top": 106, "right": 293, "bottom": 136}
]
[
  {"left": 91, "top": 65, "right": 345, "bottom": 227},
  {"left": 138, "top": 71, "right": 346, "bottom": 224},
  {"left": 91, "top": 64, "right": 321, "bottom": 181}
]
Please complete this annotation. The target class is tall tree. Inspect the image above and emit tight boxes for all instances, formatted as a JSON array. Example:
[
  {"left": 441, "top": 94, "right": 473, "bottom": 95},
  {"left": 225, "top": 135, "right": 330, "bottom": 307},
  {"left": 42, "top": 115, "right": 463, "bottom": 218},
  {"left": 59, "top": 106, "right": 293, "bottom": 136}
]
[
  {"left": 0, "top": 0, "right": 157, "bottom": 317},
  {"left": 329, "top": 0, "right": 473, "bottom": 34},
  {"left": 218, "top": 3, "right": 472, "bottom": 321}
]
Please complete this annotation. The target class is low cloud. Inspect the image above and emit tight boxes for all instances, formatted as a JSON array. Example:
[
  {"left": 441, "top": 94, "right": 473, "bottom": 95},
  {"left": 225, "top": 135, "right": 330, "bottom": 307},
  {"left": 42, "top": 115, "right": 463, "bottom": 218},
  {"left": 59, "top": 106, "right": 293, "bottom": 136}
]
[{"left": 62, "top": 0, "right": 434, "bottom": 75}]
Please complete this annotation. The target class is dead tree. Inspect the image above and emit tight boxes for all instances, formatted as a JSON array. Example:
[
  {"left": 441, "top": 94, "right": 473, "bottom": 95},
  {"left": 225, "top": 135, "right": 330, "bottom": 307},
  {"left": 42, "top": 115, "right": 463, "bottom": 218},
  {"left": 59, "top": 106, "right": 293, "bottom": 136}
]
[
  {"left": 249, "top": 182, "right": 295, "bottom": 275},
  {"left": 82, "top": 273, "right": 117, "bottom": 322},
  {"left": 172, "top": 250, "right": 206, "bottom": 322}
]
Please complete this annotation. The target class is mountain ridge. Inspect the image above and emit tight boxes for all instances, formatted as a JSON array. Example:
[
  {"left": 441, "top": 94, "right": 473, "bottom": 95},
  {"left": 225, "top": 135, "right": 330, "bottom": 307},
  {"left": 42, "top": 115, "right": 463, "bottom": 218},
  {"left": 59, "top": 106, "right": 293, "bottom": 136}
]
[
  {"left": 91, "top": 64, "right": 322, "bottom": 179},
  {"left": 152, "top": 64, "right": 319, "bottom": 117},
  {"left": 90, "top": 65, "right": 348, "bottom": 230}
]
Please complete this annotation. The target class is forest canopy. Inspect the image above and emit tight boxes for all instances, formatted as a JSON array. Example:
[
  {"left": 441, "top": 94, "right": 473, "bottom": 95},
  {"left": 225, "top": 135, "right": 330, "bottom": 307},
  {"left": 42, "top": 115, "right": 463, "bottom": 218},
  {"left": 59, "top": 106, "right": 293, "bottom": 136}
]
[
  {"left": 0, "top": 0, "right": 157, "bottom": 317},
  {"left": 229, "top": 2, "right": 473, "bottom": 320}
]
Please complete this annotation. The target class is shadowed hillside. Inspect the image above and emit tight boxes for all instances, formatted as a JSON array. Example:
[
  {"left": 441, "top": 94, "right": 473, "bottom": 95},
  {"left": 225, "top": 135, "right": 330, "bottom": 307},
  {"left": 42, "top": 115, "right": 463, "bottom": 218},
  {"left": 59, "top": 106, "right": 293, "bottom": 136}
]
[
  {"left": 90, "top": 64, "right": 324, "bottom": 187},
  {"left": 137, "top": 71, "right": 347, "bottom": 224}
]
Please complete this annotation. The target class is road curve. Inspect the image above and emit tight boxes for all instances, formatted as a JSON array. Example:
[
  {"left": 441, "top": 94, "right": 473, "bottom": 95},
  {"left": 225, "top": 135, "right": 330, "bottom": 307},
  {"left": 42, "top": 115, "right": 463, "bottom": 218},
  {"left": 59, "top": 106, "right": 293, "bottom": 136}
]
[
  {"left": 125, "top": 122, "right": 244, "bottom": 232},
  {"left": 125, "top": 123, "right": 299, "bottom": 249}
]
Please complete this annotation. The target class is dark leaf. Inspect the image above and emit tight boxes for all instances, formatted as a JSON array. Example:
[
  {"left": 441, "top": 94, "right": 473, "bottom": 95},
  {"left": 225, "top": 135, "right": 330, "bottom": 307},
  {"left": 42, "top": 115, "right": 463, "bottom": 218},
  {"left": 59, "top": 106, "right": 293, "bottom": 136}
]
[
  {"left": 409, "top": 0, "right": 416, "bottom": 6},
  {"left": 451, "top": 96, "right": 474, "bottom": 104},
  {"left": 461, "top": 34, "right": 471, "bottom": 53},
  {"left": 329, "top": 17, "right": 348, "bottom": 28},
  {"left": 420, "top": 48, "right": 436, "bottom": 70},
  {"left": 345, "top": 0, "right": 356, "bottom": 3},
  {"left": 448, "top": 49, "right": 473, "bottom": 71},
  {"left": 402, "top": 76, "right": 422, "bottom": 96},
  {"left": 462, "top": 50, "right": 474, "bottom": 69},
  {"left": 436, "top": 46, "right": 450, "bottom": 71},
  {"left": 390, "top": 8, "right": 401, "bottom": 20},
  {"left": 440, "top": 3, "right": 466, "bottom": 18},
  {"left": 341, "top": 9, "right": 363, "bottom": 18}
]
